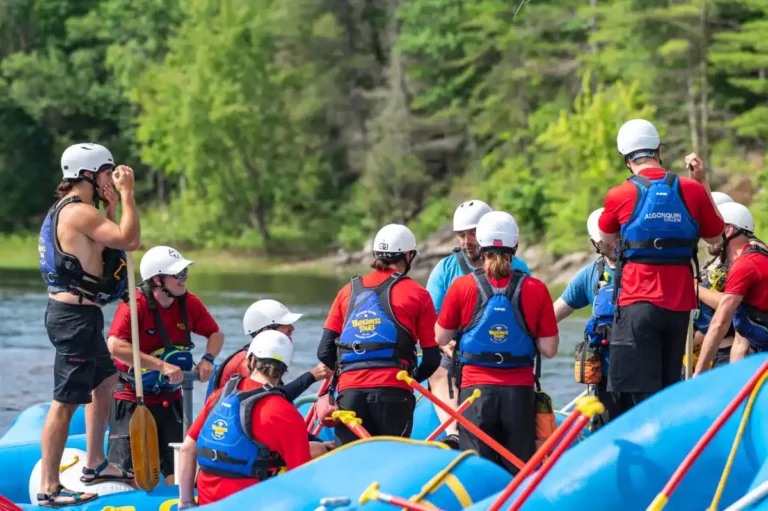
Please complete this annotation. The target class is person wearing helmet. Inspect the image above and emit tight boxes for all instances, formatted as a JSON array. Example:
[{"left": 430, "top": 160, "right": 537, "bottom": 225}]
[
  {"left": 177, "top": 330, "right": 312, "bottom": 508},
  {"left": 316, "top": 223, "right": 441, "bottom": 446},
  {"left": 685, "top": 191, "right": 738, "bottom": 373},
  {"left": 212, "top": 299, "right": 331, "bottom": 399},
  {"left": 598, "top": 120, "right": 724, "bottom": 418},
  {"left": 36, "top": 143, "right": 140, "bottom": 508},
  {"left": 105, "top": 246, "right": 223, "bottom": 485},
  {"left": 425, "top": 200, "right": 532, "bottom": 448},
  {"left": 436, "top": 211, "right": 559, "bottom": 473},
  {"left": 696, "top": 203, "right": 768, "bottom": 373},
  {"left": 551, "top": 208, "right": 620, "bottom": 430}
]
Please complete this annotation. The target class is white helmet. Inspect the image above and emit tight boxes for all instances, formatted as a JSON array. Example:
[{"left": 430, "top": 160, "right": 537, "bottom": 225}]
[
  {"left": 616, "top": 119, "right": 661, "bottom": 160},
  {"left": 139, "top": 246, "right": 195, "bottom": 281},
  {"left": 587, "top": 208, "right": 603, "bottom": 243},
  {"left": 373, "top": 224, "right": 417, "bottom": 257},
  {"left": 453, "top": 200, "right": 493, "bottom": 232},
  {"left": 61, "top": 143, "right": 115, "bottom": 179},
  {"left": 711, "top": 191, "right": 734, "bottom": 206},
  {"left": 247, "top": 330, "right": 294, "bottom": 367},
  {"left": 718, "top": 202, "right": 755, "bottom": 233},
  {"left": 476, "top": 211, "right": 519, "bottom": 250},
  {"left": 243, "top": 299, "right": 303, "bottom": 336}
]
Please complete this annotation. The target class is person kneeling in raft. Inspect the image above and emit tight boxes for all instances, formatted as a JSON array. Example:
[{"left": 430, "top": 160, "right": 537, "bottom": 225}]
[{"left": 177, "top": 330, "right": 312, "bottom": 509}]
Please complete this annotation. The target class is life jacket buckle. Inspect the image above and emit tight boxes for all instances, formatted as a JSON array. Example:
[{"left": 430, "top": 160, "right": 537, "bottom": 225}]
[
  {"left": 351, "top": 341, "right": 366, "bottom": 355},
  {"left": 210, "top": 449, "right": 219, "bottom": 462},
  {"left": 653, "top": 238, "right": 663, "bottom": 249},
  {"left": 494, "top": 353, "right": 504, "bottom": 364}
]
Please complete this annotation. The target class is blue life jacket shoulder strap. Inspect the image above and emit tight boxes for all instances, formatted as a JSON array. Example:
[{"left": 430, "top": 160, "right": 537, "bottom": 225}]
[
  {"left": 453, "top": 247, "right": 472, "bottom": 275},
  {"left": 466, "top": 268, "right": 531, "bottom": 337}
]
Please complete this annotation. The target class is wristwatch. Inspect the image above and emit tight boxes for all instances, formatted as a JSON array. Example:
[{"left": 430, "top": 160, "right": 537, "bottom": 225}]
[{"left": 201, "top": 353, "right": 215, "bottom": 365}]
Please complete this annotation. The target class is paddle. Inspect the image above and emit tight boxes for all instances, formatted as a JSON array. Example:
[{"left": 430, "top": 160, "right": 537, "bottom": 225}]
[
  {"left": 685, "top": 161, "right": 696, "bottom": 379},
  {"left": 126, "top": 253, "right": 161, "bottom": 491}
]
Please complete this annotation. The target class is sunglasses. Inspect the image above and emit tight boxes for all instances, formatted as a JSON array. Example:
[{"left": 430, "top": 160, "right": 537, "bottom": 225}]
[{"left": 173, "top": 268, "right": 188, "bottom": 280}]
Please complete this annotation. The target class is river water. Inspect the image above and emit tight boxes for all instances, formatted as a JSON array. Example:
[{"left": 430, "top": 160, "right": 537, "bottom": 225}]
[{"left": 0, "top": 267, "right": 585, "bottom": 435}]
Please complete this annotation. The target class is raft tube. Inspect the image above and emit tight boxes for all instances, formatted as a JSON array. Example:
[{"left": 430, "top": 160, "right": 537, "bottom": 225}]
[
  {"left": 13, "top": 439, "right": 512, "bottom": 511},
  {"left": 466, "top": 353, "right": 768, "bottom": 510}
]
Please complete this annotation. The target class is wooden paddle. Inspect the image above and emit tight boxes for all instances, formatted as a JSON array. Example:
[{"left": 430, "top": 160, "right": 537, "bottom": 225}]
[
  {"left": 126, "top": 253, "right": 161, "bottom": 491},
  {"left": 685, "top": 161, "right": 696, "bottom": 379}
]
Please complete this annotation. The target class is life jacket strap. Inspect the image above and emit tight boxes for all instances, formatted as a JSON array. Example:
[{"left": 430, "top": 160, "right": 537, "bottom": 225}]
[{"left": 462, "top": 352, "right": 534, "bottom": 366}]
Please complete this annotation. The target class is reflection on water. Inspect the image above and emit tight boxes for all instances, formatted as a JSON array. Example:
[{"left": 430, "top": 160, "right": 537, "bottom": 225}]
[{"left": 0, "top": 268, "right": 584, "bottom": 434}]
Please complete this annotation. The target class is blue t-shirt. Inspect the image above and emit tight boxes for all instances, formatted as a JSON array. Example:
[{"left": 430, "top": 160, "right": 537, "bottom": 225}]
[
  {"left": 426, "top": 250, "right": 532, "bottom": 315},
  {"left": 560, "top": 259, "right": 616, "bottom": 310}
]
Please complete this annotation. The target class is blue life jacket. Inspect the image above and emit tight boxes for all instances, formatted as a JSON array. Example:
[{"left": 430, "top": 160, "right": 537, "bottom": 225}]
[
  {"left": 118, "top": 285, "right": 195, "bottom": 394},
  {"left": 732, "top": 245, "right": 768, "bottom": 351},
  {"left": 38, "top": 195, "right": 128, "bottom": 305},
  {"left": 583, "top": 258, "right": 618, "bottom": 377},
  {"left": 197, "top": 375, "right": 285, "bottom": 479},
  {"left": 693, "top": 262, "right": 729, "bottom": 335},
  {"left": 458, "top": 269, "right": 535, "bottom": 369},
  {"left": 584, "top": 258, "right": 617, "bottom": 348},
  {"left": 335, "top": 272, "right": 417, "bottom": 374}
]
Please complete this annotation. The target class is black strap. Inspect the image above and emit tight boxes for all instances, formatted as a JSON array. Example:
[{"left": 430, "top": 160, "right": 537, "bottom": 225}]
[
  {"left": 213, "top": 346, "right": 248, "bottom": 390},
  {"left": 140, "top": 283, "right": 191, "bottom": 351},
  {"left": 624, "top": 238, "right": 697, "bottom": 250},
  {"left": 462, "top": 352, "right": 533, "bottom": 365},
  {"left": 453, "top": 247, "right": 472, "bottom": 275},
  {"left": 594, "top": 257, "right": 606, "bottom": 295}
]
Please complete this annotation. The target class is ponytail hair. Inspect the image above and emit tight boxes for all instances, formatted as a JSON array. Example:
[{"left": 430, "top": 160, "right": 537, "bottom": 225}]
[{"left": 484, "top": 252, "right": 512, "bottom": 280}]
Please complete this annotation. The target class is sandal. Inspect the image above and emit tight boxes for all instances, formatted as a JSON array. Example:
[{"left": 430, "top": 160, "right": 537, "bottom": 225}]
[
  {"left": 79, "top": 459, "right": 134, "bottom": 486},
  {"left": 36, "top": 484, "right": 98, "bottom": 508}
]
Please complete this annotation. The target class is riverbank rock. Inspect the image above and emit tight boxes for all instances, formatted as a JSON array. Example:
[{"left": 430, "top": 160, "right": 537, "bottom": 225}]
[{"left": 333, "top": 224, "right": 593, "bottom": 285}]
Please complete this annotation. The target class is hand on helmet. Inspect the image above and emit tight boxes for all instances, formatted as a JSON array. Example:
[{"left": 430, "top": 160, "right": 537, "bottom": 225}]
[{"left": 113, "top": 165, "right": 135, "bottom": 194}]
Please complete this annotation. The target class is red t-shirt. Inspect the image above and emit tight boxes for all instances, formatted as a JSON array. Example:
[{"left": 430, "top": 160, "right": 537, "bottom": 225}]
[
  {"left": 324, "top": 268, "right": 438, "bottom": 392},
  {"left": 217, "top": 351, "right": 249, "bottom": 389},
  {"left": 598, "top": 168, "right": 724, "bottom": 311},
  {"left": 724, "top": 248, "right": 768, "bottom": 311},
  {"left": 437, "top": 272, "right": 558, "bottom": 388},
  {"left": 187, "top": 378, "right": 311, "bottom": 506},
  {"left": 108, "top": 291, "right": 220, "bottom": 405}
]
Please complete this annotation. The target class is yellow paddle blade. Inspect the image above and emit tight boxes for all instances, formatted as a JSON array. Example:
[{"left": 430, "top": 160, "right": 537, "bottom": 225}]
[{"left": 129, "top": 404, "right": 161, "bottom": 491}]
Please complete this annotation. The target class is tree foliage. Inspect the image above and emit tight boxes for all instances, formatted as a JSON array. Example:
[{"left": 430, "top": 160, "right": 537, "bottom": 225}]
[{"left": 0, "top": 0, "right": 766, "bottom": 254}]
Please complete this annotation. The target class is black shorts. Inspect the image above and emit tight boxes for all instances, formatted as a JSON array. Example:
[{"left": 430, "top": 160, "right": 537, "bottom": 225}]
[
  {"left": 107, "top": 399, "right": 183, "bottom": 478},
  {"left": 608, "top": 301, "right": 689, "bottom": 395},
  {"left": 334, "top": 388, "right": 415, "bottom": 447},
  {"left": 457, "top": 385, "right": 536, "bottom": 475},
  {"left": 45, "top": 299, "right": 116, "bottom": 404}
]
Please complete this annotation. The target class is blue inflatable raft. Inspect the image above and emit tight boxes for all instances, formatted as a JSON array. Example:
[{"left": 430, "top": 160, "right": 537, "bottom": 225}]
[{"left": 2, "top": 355, "right": 768, "bottom": 510}]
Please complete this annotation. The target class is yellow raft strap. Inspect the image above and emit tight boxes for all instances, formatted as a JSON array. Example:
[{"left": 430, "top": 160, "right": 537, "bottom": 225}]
[
  {"left": 708, "top": 370, "right": 768, "bottom": 511},
  {"left": 407, "top": 450, "right": 475, "bottom": 508}
]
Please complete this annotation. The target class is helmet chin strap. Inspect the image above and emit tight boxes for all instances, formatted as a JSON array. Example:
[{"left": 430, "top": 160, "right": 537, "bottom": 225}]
[
  {"left": 158, "top": 276, "right": 182, "bottom": 300},
  {"left": 80, "top": 173, "right": 103, "bottom": 208}
]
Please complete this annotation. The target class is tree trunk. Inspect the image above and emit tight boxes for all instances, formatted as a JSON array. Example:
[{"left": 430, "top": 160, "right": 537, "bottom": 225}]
[
  {"left": 686, "top": 48, "right": 700, "bottom": 155},
  {"left": 699, "top": 4, "right": 709, "bottom": 161}
]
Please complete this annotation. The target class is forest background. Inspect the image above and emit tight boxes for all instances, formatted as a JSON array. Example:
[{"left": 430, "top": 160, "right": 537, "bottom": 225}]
[{"left": 0, "top": 0, "right": 766, "bottom": 274}]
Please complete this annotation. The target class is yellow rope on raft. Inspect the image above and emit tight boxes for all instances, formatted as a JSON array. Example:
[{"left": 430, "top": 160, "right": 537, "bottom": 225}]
[
  {"left": 708, "top": 370, "right": 768, "bottom": 511},
  {"left": 408, "top": 450, "right": 475, "bottom": 506}
]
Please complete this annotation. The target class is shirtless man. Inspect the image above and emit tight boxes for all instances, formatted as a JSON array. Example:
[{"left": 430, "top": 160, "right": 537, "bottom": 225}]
[{"left": 36, "top": 143, "right": 140, "bottom": 508}]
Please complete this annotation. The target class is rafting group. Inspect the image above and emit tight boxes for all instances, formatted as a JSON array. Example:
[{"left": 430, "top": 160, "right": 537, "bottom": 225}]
[{"left": 32, "top": 118, "right": 768, "bottom": 508}]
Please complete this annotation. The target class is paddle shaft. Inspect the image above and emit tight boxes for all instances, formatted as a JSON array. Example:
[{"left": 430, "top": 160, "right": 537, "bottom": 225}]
[
  {"left": 650, "top": 358, "right": 768, "bottom": 509},
  {"left": 684, "top": 161, "right": 695, "bottom": 380},
  {"left": 425, "top": 390, "right": 479, "bottom": 442},
  {"left": 508, "top": 414, "right": 592, "bottom": 511},
  {"left": 487, "top": 407, "right": 582, "bottom": 511},
  {"left": 397, "top": 371, "right": 524, "bottom": 470},
  {"left": 127, "top": 254, "right": 145, "bottom": 403}
]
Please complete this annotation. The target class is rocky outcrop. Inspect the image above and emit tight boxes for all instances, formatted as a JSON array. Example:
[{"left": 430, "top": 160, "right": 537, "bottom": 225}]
[{"left": 334, "top": 224, "right": 594, "bottom": 285}]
